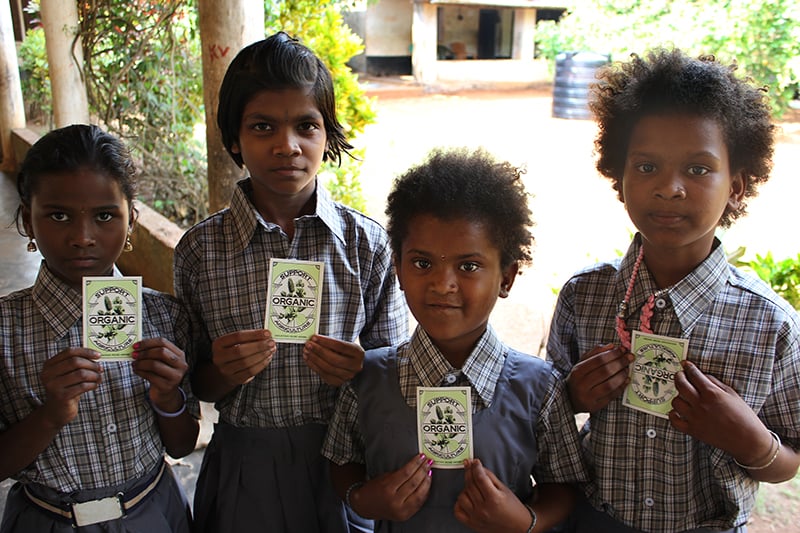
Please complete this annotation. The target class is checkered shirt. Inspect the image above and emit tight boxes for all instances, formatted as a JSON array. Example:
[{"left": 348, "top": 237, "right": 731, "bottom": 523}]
[
  {"left": 0, "top": 263, "right": 199, "bottom": 493},
  {"left": 323, "top": 325, "right": 587, "bottom": 485},
  {"left": 174, "top": 178, "right": 408, "bottom": 428},
  {"left": 547, "top": 234, "right": 800, "bottom": 531}
]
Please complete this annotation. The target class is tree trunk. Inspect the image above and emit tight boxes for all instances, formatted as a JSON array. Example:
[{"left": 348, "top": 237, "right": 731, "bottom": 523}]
[
  {"left": 0, "top": 0, "right": 25, "bottom": 170},
  {"left": 198, "top": 0, "right": 264, "bottom": 213},
  {"left": 40, "top": 0, "right": 89, "bottom": 128}
]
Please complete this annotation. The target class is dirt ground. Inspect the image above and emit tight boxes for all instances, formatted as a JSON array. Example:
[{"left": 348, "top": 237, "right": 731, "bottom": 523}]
[{"left": 356, "top": 78, "right": 800, "bottom": 532}]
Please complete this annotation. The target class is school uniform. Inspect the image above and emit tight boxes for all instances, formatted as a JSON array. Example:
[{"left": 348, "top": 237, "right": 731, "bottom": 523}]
[
  {"left": 174, "top": 178, "right": 408, "bottom": 532},
  {"left": 547, "top": 234, "right": 800, "bottom": 532},
  {"left": 0, "top": 263, "right": 199, "bottom": 532},
  {"left": 323, "top": 326, "right": 587, "bottom": 532}
]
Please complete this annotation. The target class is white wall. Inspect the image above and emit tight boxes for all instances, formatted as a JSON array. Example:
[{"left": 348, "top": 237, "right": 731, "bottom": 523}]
[{"left": 365, "top": 0, "right": 412, "bottom": 56}]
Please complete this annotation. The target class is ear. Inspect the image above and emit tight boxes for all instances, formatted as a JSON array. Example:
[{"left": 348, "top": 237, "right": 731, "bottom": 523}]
[
  {"left": 392, "top": 253, "right": 404, "bottom": 291},
  {"left": 726, "top": 170, "right": 746, "bottom": 212},
  {"left": 20, "top": 204, "right": 33, "bottom": 239},
  {"left": 498, "top": 262, "right": 519, "bottom": 299},
  {"left": 231, "top": 142, "right": 241, "bottom": 155}
]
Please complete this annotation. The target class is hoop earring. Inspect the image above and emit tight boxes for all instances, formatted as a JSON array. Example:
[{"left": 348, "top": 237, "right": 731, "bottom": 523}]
[
  {"left": 26, "top": 239, "right": 37, "bottom": 253},
  {"left": 123, "top": 235, "right": 133, "bottom": 252}
]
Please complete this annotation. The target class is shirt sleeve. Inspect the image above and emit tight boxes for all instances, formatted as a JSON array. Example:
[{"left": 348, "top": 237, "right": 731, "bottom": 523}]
[
  {"left": 322, "top": 382, "right": 366, "bottom": 465},
  {"left": 359, "top": 234, "right": 409, "bottom": 350},
  {"left": 759, "top": 314, "right": 800, "bottom": 450},
  {"left": 173, "top": 232, "right": 213, "bottom": 364},
  {"left": 532, "top": 369, "right": 588, "bottom": 484},
  {"left": 546, "top": 279, "right": 580, "bottom": 378}
]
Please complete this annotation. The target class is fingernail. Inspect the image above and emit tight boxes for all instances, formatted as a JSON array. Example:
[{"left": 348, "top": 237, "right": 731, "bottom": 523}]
[
  {"left": 427, "top": 459, "right": 434, "bottom": 467},
  {"left": 427, "top": 470, "right": 432, "bottom": 477},
  {"left": 133, "top": 342, "right": 140, "bottom": 350},
  {"left": 419, "top": 453, "right": 426, "bottom": 461},
  {"left": 131, "top": 351, "right": 139, "bottom": 359}
]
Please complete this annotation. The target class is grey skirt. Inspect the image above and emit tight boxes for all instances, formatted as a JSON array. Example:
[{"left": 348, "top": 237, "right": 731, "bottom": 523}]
[
  {"left": 0, "top": 460, "right": 191, "bottom": 533},
  {"left": 192, "top": 422, "right": 349, "bottom": 533}
]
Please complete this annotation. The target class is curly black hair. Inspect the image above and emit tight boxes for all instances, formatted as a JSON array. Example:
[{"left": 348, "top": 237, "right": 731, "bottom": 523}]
[
  {"left": 217, "top": 31, "right": 353, "bottom": 168},
  {"left": 591, "top": 47, "right": 775, "bottom": 227},
  {"left": 385, "top": 147, "right": 533, "bottom": 270}
]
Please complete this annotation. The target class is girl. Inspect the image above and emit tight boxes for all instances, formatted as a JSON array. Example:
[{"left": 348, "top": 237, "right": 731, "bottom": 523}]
[
  {"left": 175, "top": 31, "right": 406, "bottom": 532},
  {"left": 547, "top": 48, "right": 800, "bottom": 532},
  {"left": 322, "top": 147, "right": 586, "bottom": 532},
  {"left": 0, "top": 124, "right": 199, "bottom": 532}
]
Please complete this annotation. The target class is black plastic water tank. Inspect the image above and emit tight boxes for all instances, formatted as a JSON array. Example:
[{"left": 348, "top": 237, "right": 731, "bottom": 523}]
[{"left": 552, "top": 51, "right": 610, "bottom": 120}]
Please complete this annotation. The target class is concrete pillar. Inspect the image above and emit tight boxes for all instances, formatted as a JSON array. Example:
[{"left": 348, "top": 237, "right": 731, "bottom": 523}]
[
  {"left": 198, "top": 0, "right": 264, "bottom": 212},
  {"left": 40, "top": 0, "right": 89, "bottom": 127},
  {"left": 0, "top": 0, "right": 25, "bottom": 170},
  {"left": 411, "top": 1, "right": 437, "bottom": 85},
  {"left": 512, "top": 8, "right": 536, "bottom": 61}
]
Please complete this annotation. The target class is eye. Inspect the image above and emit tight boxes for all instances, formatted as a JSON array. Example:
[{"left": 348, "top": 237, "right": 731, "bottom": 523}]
[
  {"left": 249, "top": 121, "right": 273, "bottom": 132},
  {"left": 634, "top": 162, "right": 656, "bottom": 174},
  {"left": 687, "top": 165, "right": 709, "bottom": 176},
  {"left": 460, "top": 262, "right": 480, "bottom": 273},
  {"left": 298, "top": 122, "right": 322, "bottom": 134},
  {"left": 96, "top": 212, "right": 114, "bottom": 222},
  {"left": 49, "top": 212, "right": 69, "bottom": 222},
  {"left": 411, "top": 258, "right": 431, "bottom": 270}
]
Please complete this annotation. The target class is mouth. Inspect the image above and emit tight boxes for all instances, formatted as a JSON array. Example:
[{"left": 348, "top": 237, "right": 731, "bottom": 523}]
[
  {"left": 649, "top": 212, "right": 685, "bottom": 225},
  {"left": 68, "top": 256, "right": 99, "bottom": 268},
  {"left": 427, "top": 302, "right": 460, "bottom": 310},
  {"left": 272, "top": 166, "right": 304, "bottom": 176}
]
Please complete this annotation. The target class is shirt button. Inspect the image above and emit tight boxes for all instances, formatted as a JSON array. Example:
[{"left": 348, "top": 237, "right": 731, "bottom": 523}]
[
  {"left": 644, "top": 497, "right": 655, "bottom": 507},
  {"left": 646, "top": 429, "right": 657, "bottom": 439},
  {"left": 106, "top": 423, "right": 117, "bottom": 433},
  {"left": 445, "top": 374, "right": 457, "bottom": 384},
  {"left": 294, "top": 408, "right": 302, "bottom": 417},
  {"left": 655, "top": 298, "right": 667, "bottom": 309}
]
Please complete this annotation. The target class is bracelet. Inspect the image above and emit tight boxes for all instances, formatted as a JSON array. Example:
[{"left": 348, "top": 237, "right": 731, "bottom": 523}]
[
  {"left": 524, "top": 503, "right": 537, "bottom": 533},
  {"left": 344, "top": 481, "right": 365, "bottom": 512},
  {"left": 148, "top": 387, "right": 187, "bottom": 418},
  {"left": 734, "top": 430, "right": 781, "bottom": 470}
]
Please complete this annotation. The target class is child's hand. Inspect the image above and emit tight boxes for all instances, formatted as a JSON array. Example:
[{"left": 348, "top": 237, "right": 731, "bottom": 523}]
[
  {"left": 350, "top": 453, "right": 433, "bottom": 521},
  {"left": 670, "top": 361, "right": 770, "bottom": 459},
  {"left": 303, "top": 335, "right": 364, "bottom": 386},
  {"left": 211, "top": 329, "right": 276, "bottom": 386},
  {"left": 39, "top": 348, "right": 103, "bottom": 427},
  {"left": 454, "top": 459, "right": 532, "bottom": 533},
  {"left": 566, "top": 343, "right": 633, "bottom": 413},
  {"left": 132, "top": 338, "right": 189, "bottom": 411}
]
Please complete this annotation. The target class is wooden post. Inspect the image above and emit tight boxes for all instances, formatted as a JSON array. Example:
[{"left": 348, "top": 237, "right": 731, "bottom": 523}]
[
  {"left": 198, "top": 0, "right": 264, "bottom": 213},
  {"left": 40, "top": 0, "right": 89, "bottom": 127},
  {"left": 0, "top": 0, "right": 25, "bottom": 170},
  {"left": 411, "top": 1, "right": 437, "bottom": 85}
]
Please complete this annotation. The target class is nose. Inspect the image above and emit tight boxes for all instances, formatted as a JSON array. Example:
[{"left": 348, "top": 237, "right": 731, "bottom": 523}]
[
  {"left": 273, "top": 129, "right": 301, "bottom": 157},
  {"left": 69, "top": 218, "right": 96, "bottom": 247},
  {"left": 653, "top": 170, "right": 686, "bottom": 200},
  {"left": 430, "top": 265, "right": 458, "bottom": 294}
]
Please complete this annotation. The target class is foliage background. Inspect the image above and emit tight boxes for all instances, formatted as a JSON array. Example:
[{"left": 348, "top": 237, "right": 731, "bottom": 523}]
[
  {"left": 535, "top": 0, "right": 800, "bottom": 116},
  {"left": 17, "top": 0, "right": 374, "bottom": 225}
]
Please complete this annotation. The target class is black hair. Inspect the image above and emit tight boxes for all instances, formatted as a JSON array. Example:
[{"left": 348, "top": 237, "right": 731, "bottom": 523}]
[
  {"left": 591, "top": 47, "right": 775, "bottom": 227},
  {"left": 217, "top": 31, "right": 353, "bottom": 168},
  {"left": 15, "top": 124, "right": 138, "bottom": 235},
  {"left": 386, "top": 147, "right": 533, "bottom": 270}
]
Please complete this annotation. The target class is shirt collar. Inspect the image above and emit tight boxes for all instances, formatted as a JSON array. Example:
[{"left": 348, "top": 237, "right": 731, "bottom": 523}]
[
  {"left": 31, "top": 262, "right": 124, "bottom": 340},
  {"left": 617, "top": 234, "right": 730, "bottom": 332},
  {"left": 408, "top": 324, "right": 507, "bottom": 407},
  {"left": 228, "top": 178, "right": 346, "bottom": 253}
]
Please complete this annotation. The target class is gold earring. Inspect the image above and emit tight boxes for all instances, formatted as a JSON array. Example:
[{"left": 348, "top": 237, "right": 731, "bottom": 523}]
[
  {"left": 123, "top": 235, "right": 133, "bottom": 252},
  {"left": 26, "top": 239, "right": 37, "bottom": 253}
]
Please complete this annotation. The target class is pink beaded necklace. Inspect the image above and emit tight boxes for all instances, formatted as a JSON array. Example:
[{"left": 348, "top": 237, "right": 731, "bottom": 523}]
[{"left": 615, "top": 246, "right": 670, "bottom": 350}]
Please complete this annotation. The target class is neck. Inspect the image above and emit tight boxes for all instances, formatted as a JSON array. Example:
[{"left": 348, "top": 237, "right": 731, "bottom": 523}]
[
  {"left": 251, "top": 186, "right": 316, "bottom": 239},
  {"left": 640, "top": 240, "right": 712, "bottom": 289}
]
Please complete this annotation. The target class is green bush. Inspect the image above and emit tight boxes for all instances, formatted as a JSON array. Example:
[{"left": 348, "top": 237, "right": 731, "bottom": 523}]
[
  {"left": 535, "top": 0, "right": 800, "bottom": 116},
  {"left": 17, "top": 26, "right": 51, "bottom": 126},
  {"left": 732, "top": 248, "right": 800, "bottom": 310}
]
